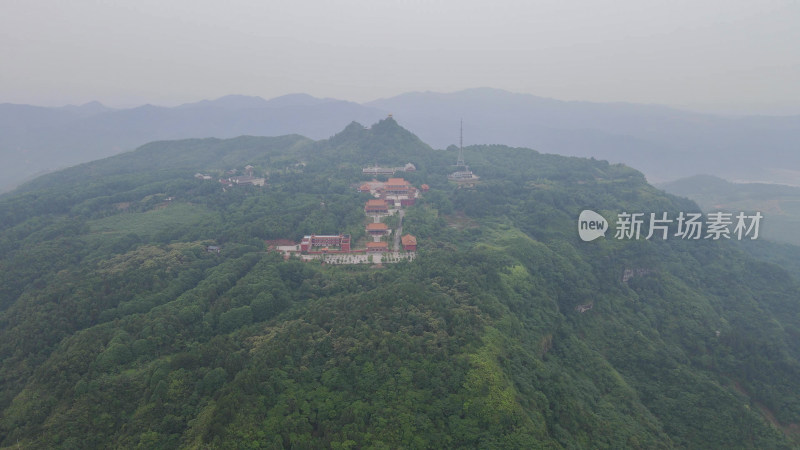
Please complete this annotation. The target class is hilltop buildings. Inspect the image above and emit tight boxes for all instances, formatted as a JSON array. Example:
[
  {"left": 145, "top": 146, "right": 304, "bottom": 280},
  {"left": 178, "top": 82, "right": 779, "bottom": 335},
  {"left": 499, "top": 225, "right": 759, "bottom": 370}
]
[
  {"left": 299, "top": 234, "right": 351, "bottom": 253},
  {"left": 200, "top": 165, "right": 268, "bottom": 187},
  {"left": 362, "top": 162, "right": 416, "bottom": 176},
  {"left": 366, "top": 222, "right": 389, "bottom": 236},
  {"left": 365, "top": 199, "right": 390, "bottom": 214},
  {"left": 283, "top": 170, "right": 423, "bottom": 263},
  {"left": 360, "top": 177, "right": 418, "bottom": 207},
  {"left": 383, "top": 177, "right": 417, "bottom": 206},
  {"left": 228, "top": 176, "right": 266, "bottom": 186},
  {"left": 384, "top": 178, "right": 411, "bottom": 195},
  {"left": 401, "top": 234, "right": 417, "bottom": 251},
  {"left": 366, "top": 241, "right": 389, "bottom": 253}
]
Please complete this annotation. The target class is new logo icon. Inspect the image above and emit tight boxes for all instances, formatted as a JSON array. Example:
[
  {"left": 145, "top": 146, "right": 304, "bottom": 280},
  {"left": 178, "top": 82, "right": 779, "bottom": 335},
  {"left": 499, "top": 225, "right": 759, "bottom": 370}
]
[{"left": 578, "top": 210, "right": 608, "bottom": 241}]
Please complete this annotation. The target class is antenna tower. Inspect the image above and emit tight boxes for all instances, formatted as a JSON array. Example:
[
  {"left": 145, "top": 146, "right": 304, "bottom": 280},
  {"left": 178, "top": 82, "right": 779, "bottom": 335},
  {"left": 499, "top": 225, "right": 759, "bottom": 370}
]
[{"left": 456, "top": 119, "right": 466, "bottom": 167}]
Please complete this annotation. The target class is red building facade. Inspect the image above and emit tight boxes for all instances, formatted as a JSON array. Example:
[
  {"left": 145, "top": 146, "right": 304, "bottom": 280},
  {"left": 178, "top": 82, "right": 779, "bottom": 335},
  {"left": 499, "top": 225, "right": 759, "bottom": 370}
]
[
  {"left": 384, "top": 178, "right": 411, "bottom": 195},
  {"left": 401, "top": 234, "right": 417, "bottom": 251},
  {"left": 365, "top": 199, "right": 389, "bottom": 214},
  {"left": 367, "top": 241, "right": 389, "bottom": 253},
  {"left": 366, "top": 222, "right": 389, "bottom": 235}
]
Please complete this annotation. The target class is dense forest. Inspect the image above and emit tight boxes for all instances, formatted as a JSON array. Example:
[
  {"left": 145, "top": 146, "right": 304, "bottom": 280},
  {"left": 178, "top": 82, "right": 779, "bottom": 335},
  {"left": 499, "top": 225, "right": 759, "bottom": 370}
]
[{"left": 1, "top": 118, "right": 799, "bottom": 448}]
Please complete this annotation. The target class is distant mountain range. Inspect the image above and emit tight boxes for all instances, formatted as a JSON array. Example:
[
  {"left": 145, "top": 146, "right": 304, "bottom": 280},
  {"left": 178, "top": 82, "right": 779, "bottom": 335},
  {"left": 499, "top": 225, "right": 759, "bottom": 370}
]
[
  {"left": 0, "top": 94, "right": 386, "bottom": 192},
  {"left": 2, "top": 88, "right": 799, "bottom": 192}
]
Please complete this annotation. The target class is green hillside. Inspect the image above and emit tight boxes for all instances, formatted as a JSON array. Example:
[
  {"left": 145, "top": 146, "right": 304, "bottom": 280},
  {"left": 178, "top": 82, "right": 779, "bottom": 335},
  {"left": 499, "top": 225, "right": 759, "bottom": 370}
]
[{"left": 1, "top": 118, "right": 799, "bottom": 448}]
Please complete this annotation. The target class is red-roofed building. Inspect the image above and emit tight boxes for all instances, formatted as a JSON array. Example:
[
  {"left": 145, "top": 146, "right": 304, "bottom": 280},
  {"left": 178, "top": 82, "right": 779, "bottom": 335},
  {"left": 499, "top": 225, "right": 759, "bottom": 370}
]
[
  {"left": 366, "top": 241, "right": 389, "bottom": 253},
  {"left": 384, "top": 178, "right": 411, "bottom": 195},
  {"left": 401, "top": 234, "right": 417, "bottom": 251},
  {"left": 420, "top": 184, "right": 430, "bottom": 191},
  {"left": 366, "top": 222, "right": 389, "bottom": 235},
  {"left": 365, "top": 199, "right": 389, "bottom": 214},
  {"left": 358, "top": 183, "right": 372, "bottom": 193}
]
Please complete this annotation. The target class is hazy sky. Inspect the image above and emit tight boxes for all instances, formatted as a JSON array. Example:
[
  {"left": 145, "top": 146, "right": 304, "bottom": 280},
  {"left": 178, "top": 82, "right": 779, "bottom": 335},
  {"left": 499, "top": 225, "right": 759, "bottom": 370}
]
[{"left": 2, "top": 0, "right": 799, "bottom": 114}]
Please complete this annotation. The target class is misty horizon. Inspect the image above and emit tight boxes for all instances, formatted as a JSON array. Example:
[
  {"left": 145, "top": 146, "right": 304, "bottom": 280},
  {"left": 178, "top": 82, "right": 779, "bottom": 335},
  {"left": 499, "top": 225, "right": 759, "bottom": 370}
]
[{"left": 3, "top": 1, "right": 799, "bottom": 115}]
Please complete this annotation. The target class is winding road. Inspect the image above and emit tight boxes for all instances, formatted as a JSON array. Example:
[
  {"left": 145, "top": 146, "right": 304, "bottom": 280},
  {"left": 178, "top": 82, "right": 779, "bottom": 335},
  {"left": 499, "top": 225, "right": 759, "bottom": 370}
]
[{"left": 393, "top": 209, "right": 405, "bottom": 251}]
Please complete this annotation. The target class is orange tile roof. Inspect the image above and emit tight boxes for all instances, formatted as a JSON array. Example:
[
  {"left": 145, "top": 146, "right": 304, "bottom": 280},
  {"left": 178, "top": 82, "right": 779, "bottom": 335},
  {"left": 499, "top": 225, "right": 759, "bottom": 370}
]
[
  {"left": 401, "top": 234, "right": 417, "bottom": 246},
  {"left": 366, "top": 199, "right": 388, "bottom": 206},
  {"left": 366, "top": 222, "right": 388, "bottom": 230},
  {"left": 386, "top": 178, "right": 409, "bottom": 185},
  {"left": 366, "top": 241, "right": 388, "bottom": 248}
]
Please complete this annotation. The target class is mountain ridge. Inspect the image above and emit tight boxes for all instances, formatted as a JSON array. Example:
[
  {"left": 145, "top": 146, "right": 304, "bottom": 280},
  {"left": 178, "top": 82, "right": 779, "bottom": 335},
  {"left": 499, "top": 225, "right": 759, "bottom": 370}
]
[{"left": 3, "top": 88, "right": 799, "bottom": 193}]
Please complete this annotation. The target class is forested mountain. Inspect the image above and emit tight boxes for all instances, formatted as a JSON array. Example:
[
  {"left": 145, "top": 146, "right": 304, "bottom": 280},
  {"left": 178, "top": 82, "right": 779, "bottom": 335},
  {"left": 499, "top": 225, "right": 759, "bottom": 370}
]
[{"left": 1, "top": 118, "right": 799, "bottom": 448}]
